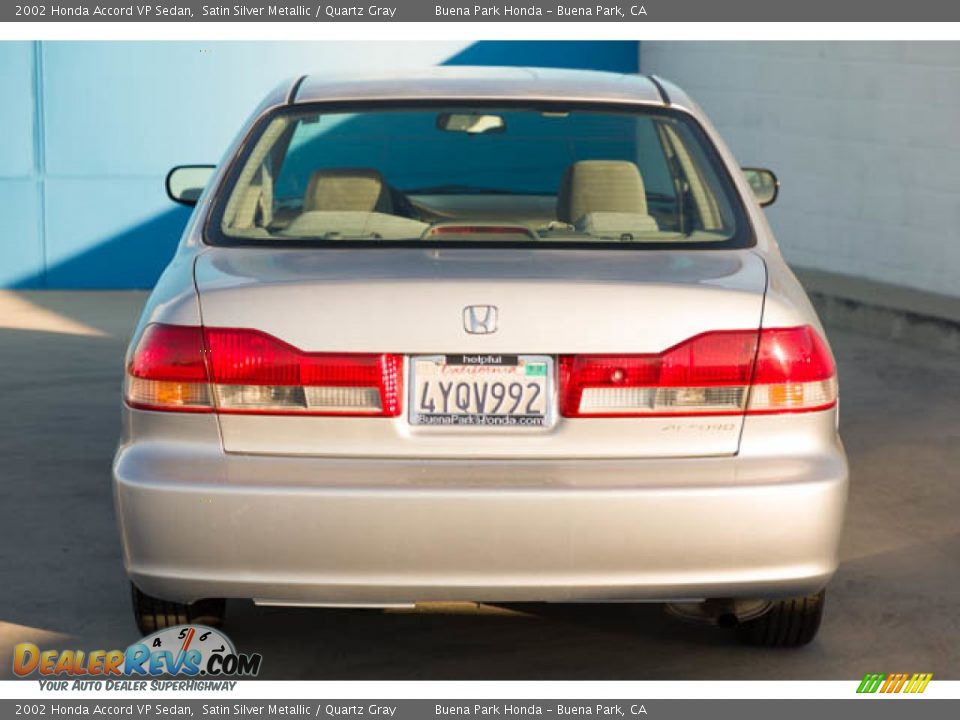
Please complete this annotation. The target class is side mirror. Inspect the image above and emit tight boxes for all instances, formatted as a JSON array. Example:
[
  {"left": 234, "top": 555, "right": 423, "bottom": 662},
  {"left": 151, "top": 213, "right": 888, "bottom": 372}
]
[
  {"left": 742, "top": 167, "right": 779, "bottom": 207},
  {"left": 166, "top": 165, "right": 215, "bottom": 206}
]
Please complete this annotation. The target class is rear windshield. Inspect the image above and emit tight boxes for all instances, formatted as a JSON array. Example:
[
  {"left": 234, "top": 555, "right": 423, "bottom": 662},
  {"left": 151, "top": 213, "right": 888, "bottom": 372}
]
[{"left": 208, "top": 103, "right": 752, "bottom": 249}]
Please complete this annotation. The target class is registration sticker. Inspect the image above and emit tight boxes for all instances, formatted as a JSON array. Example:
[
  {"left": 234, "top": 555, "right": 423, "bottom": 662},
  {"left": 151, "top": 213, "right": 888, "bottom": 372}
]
[{"left": 525, "top": 362, "right": 547, "bottom": 377}]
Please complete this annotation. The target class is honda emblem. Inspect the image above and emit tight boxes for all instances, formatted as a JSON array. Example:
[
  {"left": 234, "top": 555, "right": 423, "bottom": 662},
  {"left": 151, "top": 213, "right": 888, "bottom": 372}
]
[{"left": 463, "top": 305, "right": 498, "bottom": 334}]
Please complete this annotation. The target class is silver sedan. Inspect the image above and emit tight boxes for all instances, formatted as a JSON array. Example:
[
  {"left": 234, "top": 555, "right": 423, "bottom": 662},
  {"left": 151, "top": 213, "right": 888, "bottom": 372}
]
[{"left": 114, "top": 67, "right": 847, "bottom": 648}]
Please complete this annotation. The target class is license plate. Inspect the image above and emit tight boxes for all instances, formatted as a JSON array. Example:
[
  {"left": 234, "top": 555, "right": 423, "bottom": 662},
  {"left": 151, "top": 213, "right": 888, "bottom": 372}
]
[{"left": 409, "top": 354, "right": 554, "bottom": 428}]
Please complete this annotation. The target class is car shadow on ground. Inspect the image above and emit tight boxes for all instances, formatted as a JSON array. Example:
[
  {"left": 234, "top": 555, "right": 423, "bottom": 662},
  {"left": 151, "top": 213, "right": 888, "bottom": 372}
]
[{"left": 226, "top": 600, "right": 739, "bottom": 680}]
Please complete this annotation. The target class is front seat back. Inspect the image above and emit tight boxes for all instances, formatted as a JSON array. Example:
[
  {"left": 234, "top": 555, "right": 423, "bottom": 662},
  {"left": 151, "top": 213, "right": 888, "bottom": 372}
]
[
  {"left": 304, "top": 168, "right": 394, "bottom": 214},
  {"left": 557, "top": 160, "right": 648, "bottom": 225}
]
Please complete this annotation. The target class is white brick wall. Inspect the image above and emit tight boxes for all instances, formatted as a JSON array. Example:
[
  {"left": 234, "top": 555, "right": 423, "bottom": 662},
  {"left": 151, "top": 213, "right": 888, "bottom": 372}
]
[{"left": 641, "top": 42, "right": 960, "bottom": 298}]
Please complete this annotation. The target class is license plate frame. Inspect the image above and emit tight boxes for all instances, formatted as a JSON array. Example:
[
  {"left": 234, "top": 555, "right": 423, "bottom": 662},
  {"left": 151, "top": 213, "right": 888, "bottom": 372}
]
[{"left": 408, "top": 354, "right": 555, "bottom": 429}]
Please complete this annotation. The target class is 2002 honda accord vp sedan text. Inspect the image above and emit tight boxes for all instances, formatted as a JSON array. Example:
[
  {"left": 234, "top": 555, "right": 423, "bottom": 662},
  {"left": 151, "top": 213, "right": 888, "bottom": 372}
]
[{"left": 113, "top": 67, "right": 848, "bottom": 648}]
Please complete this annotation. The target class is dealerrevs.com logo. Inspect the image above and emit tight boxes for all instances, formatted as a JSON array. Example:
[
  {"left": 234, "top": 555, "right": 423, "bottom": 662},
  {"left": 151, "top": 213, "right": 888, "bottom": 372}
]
[{"left": 13, "top": 625, "right": 262, "bottom": 687}]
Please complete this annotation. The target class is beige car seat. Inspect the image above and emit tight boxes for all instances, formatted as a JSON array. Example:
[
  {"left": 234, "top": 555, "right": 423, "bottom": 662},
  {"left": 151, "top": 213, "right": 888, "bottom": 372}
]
[
  {"left": 303, "top": 168, "right": 394, "bottom": 214},
  {"left": 283, "top": 167, "right": 427, "bottom": 239},
  {"left": 557, "top": 160, "right": 659, "bottom": 235}
]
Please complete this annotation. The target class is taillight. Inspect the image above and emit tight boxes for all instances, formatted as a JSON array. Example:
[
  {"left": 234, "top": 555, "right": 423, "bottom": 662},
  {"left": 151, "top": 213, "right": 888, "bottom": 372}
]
[
  {"left": 125, "top": 324, "right": 401, "bottom": 416},
  {"left": 559, "top": 326, "right": 836, "bottom": 417},
  {"left": 747, "top": 326, "right": 837, "bottom": 414},
  {"left": 204, "top": 328, "right": 401, "bottom": 416},
  {"left": 126, "top": 324, "right": 212, "bottom": 413}
]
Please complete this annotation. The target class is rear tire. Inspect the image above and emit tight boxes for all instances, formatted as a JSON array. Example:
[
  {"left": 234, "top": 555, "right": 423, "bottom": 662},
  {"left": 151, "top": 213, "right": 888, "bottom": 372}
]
[
  {"left": 131, "top": 583, "right": 226, "bottom": 635},
  {"left": 738, "top": 590, "right": 825, "bottom": 647}
]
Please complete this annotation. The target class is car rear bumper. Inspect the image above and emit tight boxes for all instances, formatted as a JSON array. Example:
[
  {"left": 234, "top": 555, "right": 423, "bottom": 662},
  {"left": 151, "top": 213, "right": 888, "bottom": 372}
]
[{"left": 113, "top": 428, "right": 848, "bottom": 606}]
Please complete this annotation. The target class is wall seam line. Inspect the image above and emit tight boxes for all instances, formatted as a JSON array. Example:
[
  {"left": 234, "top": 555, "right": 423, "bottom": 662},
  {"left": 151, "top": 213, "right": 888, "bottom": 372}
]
[{"left": 32, "top": 40, "right": 48, "bottom": 288}]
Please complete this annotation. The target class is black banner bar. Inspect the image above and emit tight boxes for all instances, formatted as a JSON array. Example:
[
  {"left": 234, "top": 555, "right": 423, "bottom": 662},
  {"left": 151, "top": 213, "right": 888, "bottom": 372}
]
[
  {"left": 0, "top": 698, "right": 958, "bottom": 720},
  {"left": 7, "top": 1, "right": 960, "bottom": 22}
]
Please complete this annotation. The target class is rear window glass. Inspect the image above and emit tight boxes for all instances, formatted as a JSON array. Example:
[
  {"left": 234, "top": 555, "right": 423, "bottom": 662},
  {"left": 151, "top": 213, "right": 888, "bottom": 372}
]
[{"left": 210, "top": 104, "right": 752, "bottom": 249}]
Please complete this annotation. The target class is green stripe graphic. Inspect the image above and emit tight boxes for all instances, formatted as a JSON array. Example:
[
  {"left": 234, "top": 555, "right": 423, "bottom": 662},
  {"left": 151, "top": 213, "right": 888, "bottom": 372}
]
[{"left": 857, "top": 673, "right": 885, "bottom": 693}]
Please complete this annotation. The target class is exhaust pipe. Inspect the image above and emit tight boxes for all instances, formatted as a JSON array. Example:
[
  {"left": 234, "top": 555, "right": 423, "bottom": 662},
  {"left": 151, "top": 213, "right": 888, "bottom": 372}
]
[{"left": 666, "top": 598, "right": 771, "bottom": 627}]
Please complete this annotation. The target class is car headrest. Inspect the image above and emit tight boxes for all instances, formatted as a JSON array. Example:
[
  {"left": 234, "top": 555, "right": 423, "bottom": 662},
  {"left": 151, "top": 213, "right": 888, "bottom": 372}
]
[
  {"left": 304, "top": 168, "right": 394, "bottom": 214},
  {"left": 557, "top": 160, "right": 648, "bottom": 224}
]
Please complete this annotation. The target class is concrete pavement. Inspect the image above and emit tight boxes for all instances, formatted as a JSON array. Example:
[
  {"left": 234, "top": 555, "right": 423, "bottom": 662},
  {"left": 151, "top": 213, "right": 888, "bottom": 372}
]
[{"left": 0, "top": 290, "right": 957, "bottom": 679}]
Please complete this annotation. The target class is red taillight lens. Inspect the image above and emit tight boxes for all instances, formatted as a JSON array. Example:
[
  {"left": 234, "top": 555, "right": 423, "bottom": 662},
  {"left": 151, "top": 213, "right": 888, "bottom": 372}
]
[
  {"left": 752, "top": 326, "right": 835, "bottom": 383},
  {"left": 128, "top": 324, "right": 208, "bottom": 383},
  {"left": 125, "top": 324, "right": 402, "bottom": 416},
  {"left": 560, "top": 326, "right": 836, "bottom": 417}
]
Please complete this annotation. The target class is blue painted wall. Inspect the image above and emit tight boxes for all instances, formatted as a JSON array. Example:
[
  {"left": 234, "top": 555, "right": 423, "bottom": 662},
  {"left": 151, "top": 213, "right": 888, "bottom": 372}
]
[{"left": 0, "top": 41, "right": 639, "bottom": 289}]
